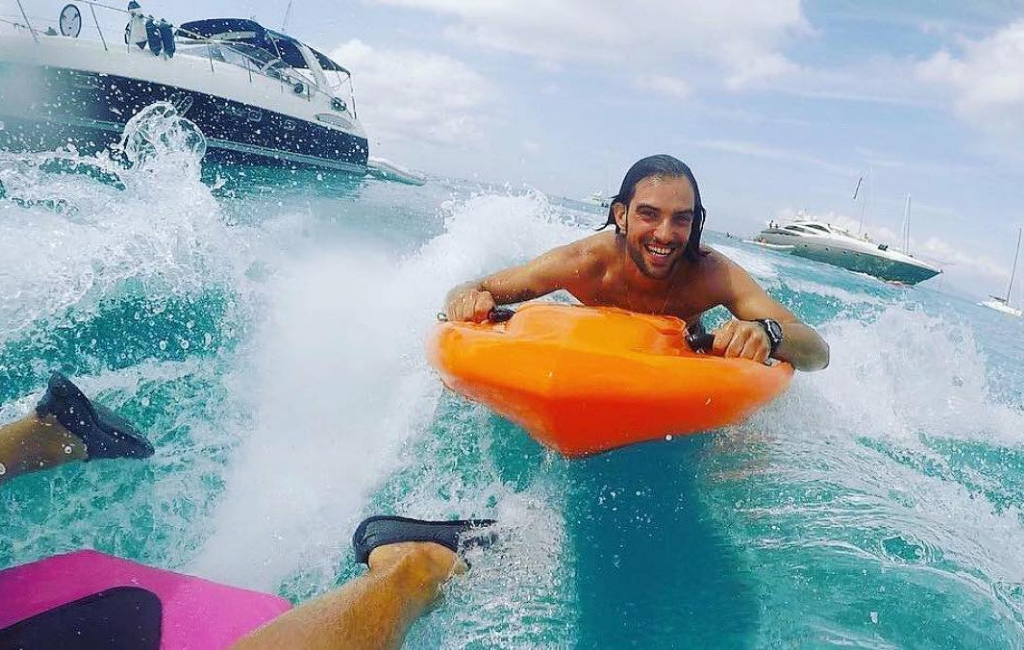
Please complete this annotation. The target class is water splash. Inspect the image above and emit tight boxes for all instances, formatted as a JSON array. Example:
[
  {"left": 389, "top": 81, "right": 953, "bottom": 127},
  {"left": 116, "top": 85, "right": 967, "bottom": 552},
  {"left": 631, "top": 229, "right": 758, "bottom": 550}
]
[
  {"left": 0, "top": 105, "right": 239, "bottom": 342},
  {"left": 119, "top": 102, "right": 207, "bottom": 176},
  {"left": 704, "top": 303, "right": 1024, "bottom": 646},
  {"left": 189, "top": 189, "right": 584, "bottom": 591},
  {"left": 2, "top": 155, "right": 1023, "bottom": 648}
]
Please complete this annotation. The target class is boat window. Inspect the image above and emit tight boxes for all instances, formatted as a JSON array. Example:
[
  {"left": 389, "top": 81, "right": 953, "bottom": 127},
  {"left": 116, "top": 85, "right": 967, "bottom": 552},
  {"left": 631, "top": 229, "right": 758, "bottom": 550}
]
[
  {"left": 323, "top": 69, "right": 348, "bottom": 92},
  {"left": 262, "top": 60, "right": 289, "bottom": 81},
  {"left": 806, "top": 224, "right": 830, "bottom": 233},
  {"left": 187, "top": 43, "right": 226, "bottom": 63},
  {"left": 178, "top": 41, "right": 286, "bottom": 80},
  {"left": 218, "top": 46, "right": 258, "bottom": 70}
]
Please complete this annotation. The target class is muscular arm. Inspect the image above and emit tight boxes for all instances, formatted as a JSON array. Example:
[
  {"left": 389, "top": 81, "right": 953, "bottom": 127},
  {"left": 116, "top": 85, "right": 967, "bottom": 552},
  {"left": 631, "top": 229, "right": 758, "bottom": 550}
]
[
  {"left": 712, "top": 251, "right": 830, "bottom": 371},
  {"left": 445, "top": 240, "right": 601, "bottom": 321}
]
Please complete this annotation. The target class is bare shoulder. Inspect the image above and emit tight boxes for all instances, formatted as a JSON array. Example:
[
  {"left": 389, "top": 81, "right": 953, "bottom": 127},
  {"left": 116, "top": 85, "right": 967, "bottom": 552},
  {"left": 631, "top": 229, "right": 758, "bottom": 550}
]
[
  {"left": 692, "top": 246, "right": 734, "bottom": 280},
  {"left": 689, "top": 246, "right": 755, "bottom": 302},
  {"left": 559, "top": 232, "right": 613, "bottom": 276},
  {"left": 697, "top": 245, "right": 729, "bottom": 267}
]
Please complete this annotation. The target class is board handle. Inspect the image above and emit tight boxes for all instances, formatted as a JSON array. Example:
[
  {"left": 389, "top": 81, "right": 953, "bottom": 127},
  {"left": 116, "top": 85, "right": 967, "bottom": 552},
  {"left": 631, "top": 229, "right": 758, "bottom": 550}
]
[
  {"left": 686, "top": 332, "right": 716, "bottom": 353},
  {"left": 435, "top": 307, "right": 516, "bottom": 323},
  {"left": 488, "top": 307, "right": 516, "bottom": 323}
]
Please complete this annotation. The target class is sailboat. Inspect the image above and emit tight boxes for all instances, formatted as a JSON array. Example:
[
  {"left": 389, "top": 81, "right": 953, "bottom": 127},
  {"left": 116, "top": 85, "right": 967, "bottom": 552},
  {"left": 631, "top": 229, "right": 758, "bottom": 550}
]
[{"left": 979, "top": 226, "right": 1022, "bottom": 318}]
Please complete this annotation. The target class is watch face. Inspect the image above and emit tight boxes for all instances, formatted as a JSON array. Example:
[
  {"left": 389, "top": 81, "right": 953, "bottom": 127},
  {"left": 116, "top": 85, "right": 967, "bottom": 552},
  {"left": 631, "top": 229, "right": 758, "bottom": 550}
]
[
  {"left": 60, "top": 4, "right": 82, "bottom": 38},
  {"left": 759, "top": 319, "right": 782, "bottom": 347}
]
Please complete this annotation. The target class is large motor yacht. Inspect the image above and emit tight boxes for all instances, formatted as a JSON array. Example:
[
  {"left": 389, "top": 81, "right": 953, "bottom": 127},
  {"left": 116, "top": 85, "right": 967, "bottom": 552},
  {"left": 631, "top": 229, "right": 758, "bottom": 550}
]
[
  {"left": 755, "top": 218, "right": 942, "bottom": 285},
  {"left": 0, "top": 11, "right": 368, "bottom": 172}
]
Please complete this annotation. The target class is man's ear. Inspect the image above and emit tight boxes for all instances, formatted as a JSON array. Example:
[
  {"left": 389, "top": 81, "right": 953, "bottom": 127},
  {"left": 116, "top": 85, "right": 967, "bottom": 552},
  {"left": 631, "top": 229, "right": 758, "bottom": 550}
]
[{"left": 612, "top": 202, "right": 627, "bottom": 232}]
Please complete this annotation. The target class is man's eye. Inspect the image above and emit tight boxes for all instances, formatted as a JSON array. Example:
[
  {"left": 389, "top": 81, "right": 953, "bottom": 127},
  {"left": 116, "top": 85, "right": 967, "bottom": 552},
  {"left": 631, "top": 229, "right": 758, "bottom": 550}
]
[{"left": 674, "top": 214, "right": 693, "bottom": 224}]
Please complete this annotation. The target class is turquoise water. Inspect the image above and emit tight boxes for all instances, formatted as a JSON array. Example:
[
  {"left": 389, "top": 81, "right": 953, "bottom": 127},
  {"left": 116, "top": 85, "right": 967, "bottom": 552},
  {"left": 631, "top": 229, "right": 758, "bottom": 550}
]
[{"left": 2, "top": 111, "right": 1024, "bottom": 648}]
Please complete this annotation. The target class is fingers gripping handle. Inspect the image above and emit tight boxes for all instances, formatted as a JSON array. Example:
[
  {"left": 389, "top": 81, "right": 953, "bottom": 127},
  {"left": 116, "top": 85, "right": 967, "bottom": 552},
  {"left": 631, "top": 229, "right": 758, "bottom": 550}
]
[
  {"left": 436, "top": 307, "right": 516, "bottom": 323},
  {"left": 488, "top": 307, "right": 516, "bottom": 323},
  {"left": 686, "top": 332, "right": 716, "bottom": 353}
]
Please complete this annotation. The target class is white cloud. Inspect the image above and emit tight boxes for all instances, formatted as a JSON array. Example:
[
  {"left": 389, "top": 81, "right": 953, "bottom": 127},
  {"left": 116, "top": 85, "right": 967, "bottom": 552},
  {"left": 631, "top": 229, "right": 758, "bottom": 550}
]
[
  {"left": 332, "top": 39, "right": 498, "bottom": 146},
  {"left": 917, "top": 20, "right": 1024, "bottom": 134},
  {"left": 635, "top": 74, "right": 692, "bottom": 101},
  {"left": 522, "top": 139, "right": 541, "bottom": 153},
  {"left": 917, "top": 236, "right": 1009, "bottom": 280},
  {"left": 370, "top": 0, "right": 808, "bottom": 88},
  {"left": 541, "top": 82, "right": 561, "bottom": 95},
  {"left": 696, "top": 139, "right": 855, "bottom": 177}
]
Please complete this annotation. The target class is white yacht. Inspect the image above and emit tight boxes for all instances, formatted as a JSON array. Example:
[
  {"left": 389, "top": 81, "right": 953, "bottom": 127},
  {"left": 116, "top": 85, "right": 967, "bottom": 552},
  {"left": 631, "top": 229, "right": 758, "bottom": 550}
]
[
  {"left": 581, "top": 191, "right": 611, "bottom": 208},
  {"left": 755, "top": 217, "right": 942, "bottom": 285},
  {"left": 0, "top": 9, "right": 368, "bottom": 172},
  {"left": 978, "top": 227, "right": 1022, "bottom": 318}
]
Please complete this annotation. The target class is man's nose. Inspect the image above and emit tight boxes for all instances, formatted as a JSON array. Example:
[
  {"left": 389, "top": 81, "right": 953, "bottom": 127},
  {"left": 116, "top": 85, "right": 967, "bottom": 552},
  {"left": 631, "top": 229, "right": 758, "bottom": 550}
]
[{"left": 653, "top": 218, "right": 674, "bottom": 241}]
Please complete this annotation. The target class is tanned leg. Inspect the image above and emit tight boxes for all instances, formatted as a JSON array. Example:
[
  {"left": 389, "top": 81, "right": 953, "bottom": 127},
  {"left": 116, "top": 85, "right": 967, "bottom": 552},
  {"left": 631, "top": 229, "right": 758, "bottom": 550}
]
[
  {"left": 233, "top": 542, "right": 464, "bottom": 650},
  {"left": 0, "top": 413, "right": 87, "bottom": 488}
]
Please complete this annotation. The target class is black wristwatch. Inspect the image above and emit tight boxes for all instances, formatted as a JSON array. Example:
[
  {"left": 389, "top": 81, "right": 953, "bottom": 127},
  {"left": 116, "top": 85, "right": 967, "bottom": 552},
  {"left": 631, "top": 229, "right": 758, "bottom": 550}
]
[{"left": 755, "top": 319, "right": 783, "bottom": 357}]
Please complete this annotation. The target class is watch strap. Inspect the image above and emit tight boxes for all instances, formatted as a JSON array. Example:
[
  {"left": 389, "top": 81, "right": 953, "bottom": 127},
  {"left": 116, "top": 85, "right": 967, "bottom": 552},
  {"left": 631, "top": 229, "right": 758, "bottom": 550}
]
[{"left": 755, "top": 319, "right": 782, "bottom": 356}]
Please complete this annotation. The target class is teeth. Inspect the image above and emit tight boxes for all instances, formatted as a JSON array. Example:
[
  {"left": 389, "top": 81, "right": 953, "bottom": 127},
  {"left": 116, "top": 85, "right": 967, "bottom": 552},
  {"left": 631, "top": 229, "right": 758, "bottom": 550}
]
[{"left": 647, "top": 244, "right": 672, "bottom": 256}]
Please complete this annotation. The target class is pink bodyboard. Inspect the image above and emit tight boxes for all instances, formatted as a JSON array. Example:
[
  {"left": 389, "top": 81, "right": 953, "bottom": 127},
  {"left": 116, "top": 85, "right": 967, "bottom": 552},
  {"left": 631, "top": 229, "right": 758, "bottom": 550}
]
[{"left": 0, "top": 549, "right": 291, "bottom": 648}]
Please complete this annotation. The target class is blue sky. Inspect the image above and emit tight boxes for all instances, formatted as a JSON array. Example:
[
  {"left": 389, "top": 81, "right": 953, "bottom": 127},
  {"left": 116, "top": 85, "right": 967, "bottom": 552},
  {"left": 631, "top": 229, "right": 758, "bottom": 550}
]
[{"left": 7, "top": 0, "right": 1024, "bottom": 298}]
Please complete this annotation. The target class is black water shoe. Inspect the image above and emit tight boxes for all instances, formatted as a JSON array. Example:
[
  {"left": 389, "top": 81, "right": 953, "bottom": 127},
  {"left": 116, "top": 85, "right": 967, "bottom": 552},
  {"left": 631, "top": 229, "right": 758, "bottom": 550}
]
[
  {"left": 35, "top": 372, "right": 154, "bottom": 461},
  {"left": 352, "top": 515, "right": 498, "bottom": 565}
]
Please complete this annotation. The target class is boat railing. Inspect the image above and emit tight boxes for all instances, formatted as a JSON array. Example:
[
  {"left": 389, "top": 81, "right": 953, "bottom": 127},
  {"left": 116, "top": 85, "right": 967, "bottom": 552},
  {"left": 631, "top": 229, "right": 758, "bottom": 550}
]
[{"left": 5, "top": 0, "right": 358, "bottom": 117}]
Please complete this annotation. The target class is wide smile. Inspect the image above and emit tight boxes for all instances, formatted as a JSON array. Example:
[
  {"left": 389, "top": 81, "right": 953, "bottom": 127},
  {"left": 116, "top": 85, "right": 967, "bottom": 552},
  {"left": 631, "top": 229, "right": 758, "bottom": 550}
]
[{"left": 645, "top": 242, "right": 676, "bottom": 260}]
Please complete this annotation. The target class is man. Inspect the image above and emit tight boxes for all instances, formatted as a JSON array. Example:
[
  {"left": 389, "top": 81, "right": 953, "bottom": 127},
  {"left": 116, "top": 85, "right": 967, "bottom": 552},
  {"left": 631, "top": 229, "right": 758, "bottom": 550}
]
[{"left": 445, "top": 155, "right": 829, "bottom": 371}]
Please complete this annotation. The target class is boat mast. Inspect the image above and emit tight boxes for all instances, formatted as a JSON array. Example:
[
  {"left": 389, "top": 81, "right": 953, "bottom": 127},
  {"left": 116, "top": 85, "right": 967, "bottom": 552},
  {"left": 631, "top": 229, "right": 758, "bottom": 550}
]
[
  {"left": 902, "top": 194, "right": 912, "bottom": 254},
  {"left": 281, "top": 0, "right": 295, "bottom": 32},
  {"left": 854, "top": 169, "right": 872, "bottom": 235},
  {"left": 852, "top": 176, "right": 864, "bottom": 234},
  {"left": 1007, "top": 226, "right": 1022, "bottom": 307}
]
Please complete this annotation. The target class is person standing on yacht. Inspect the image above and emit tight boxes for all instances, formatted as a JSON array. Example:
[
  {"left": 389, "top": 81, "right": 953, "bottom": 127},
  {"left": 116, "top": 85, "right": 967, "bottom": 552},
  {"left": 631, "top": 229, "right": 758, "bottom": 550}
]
[{"left": 126, "top": 1, "right": 148, "bottom": 50}]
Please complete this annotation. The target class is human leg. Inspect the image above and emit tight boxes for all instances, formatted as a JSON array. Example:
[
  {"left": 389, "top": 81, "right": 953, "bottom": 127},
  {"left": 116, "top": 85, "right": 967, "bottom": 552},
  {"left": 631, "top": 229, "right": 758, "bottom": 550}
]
[
  {"left": 0, "top": 373, "right": 153, "bottom": 488},
  {"left": 0, "top": 412, "right": 87, "bottom": 487},
  {"left": 233, "top": 517, "right": 496, "bottom": 650},
  {"left": 234, "top": 542, "right": 461, "bottom": 650}
]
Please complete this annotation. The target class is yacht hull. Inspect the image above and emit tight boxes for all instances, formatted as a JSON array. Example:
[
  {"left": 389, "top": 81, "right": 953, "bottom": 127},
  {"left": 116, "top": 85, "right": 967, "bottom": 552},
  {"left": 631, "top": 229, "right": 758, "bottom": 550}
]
[
  {"left": 758, "top": 231, "right": 941, "bottom": 285},
  {"left": 0, "top": 36, "right": 368, "bottom": 173}
]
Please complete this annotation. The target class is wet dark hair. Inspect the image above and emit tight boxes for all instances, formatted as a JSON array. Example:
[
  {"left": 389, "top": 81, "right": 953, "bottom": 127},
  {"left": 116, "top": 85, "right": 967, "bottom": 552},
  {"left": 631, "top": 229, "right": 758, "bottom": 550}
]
[{"left": 600, "top": 154, "right": 707, "bottom": 262}]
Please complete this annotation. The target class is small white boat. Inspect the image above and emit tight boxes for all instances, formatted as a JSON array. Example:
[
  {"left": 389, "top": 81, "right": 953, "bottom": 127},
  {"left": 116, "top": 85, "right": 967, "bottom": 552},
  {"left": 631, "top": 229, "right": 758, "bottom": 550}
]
[
  {"left": 367, "top": 156, "right": 426, "bottom": 186},
  {"left": 746, "top": 239, "right": 795, "bottom": 252},
  {"left": 581, "top": 191, "right": 611, "bottom": 208},
  {"left": 978, "top": 227, "right": 1022, "bottom": 318}
]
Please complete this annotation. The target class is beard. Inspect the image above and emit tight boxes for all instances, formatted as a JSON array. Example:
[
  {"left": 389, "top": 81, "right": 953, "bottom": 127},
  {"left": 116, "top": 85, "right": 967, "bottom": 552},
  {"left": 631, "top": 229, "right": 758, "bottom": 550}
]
[{"left": 627, "top": 239, "right": 677, "bottom": 279}]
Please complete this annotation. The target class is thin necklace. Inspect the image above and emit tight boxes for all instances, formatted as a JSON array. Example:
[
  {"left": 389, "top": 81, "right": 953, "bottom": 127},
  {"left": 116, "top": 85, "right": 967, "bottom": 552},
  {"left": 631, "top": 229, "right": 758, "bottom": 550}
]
[{"left": 626, "top": 268, "right": 678, "bottom": 316}]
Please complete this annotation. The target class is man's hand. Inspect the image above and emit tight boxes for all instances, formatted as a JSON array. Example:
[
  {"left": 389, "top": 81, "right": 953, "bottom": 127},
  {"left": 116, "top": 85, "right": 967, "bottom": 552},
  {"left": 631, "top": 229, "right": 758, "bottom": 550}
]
[
  {"left": 446, "top": 287, "right": 496, "bottom": 322},
  {"left": 712, "top": 319, "right": 771, "bottom": 363}
]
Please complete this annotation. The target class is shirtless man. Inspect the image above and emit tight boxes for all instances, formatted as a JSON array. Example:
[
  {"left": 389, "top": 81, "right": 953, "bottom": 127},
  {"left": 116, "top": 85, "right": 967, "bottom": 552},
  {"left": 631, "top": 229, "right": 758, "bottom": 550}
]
[{"left": 445, "top": 155, "right": 829, "bottom": 371}]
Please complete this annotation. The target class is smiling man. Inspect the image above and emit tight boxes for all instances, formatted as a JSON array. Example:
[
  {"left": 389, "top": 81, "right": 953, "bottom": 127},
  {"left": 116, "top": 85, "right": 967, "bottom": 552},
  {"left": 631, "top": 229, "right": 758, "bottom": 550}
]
[{"left": 445, "top": 154, "right": 829, "bottom": 371}]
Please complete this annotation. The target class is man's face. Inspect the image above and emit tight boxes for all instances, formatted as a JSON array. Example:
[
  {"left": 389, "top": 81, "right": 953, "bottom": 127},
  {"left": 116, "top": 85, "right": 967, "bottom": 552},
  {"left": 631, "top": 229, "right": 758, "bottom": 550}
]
[{"left": 613, "top": 175, "right": 696, "bottom": 280}]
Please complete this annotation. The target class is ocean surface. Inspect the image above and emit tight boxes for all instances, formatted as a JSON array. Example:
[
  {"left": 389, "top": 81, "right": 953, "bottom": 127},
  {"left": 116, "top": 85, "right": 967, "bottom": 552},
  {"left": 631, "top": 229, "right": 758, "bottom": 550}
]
[{"left": 2, "top": 109, "right": 1023, "bottom": 648}]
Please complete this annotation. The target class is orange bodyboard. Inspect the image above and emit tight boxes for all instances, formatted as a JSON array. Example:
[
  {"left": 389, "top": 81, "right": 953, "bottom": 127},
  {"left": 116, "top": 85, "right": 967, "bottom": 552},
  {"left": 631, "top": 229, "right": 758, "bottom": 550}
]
[{"left": 427, "top": 303, "right": 793, "bottom": 457}]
